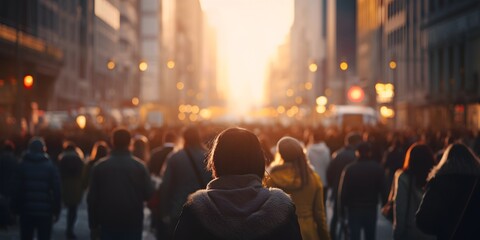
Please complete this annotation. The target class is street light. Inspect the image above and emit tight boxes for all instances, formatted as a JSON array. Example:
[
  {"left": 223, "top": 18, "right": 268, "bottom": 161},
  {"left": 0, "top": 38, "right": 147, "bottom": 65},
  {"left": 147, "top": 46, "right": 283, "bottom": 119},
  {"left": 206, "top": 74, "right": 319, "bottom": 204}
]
[
  {"left": 139, "top": 61, "right": 148, "bottom": 72},
  {"left": 389, "top": 59, "right": 397, "bottom": 127},
  {"left": 107, "top": 60, "right": 116, "bottom": 70},
  {"left": 309, "top": 63, "right": 318, "bottom": 73},
  {"left": 23, "top": 75, "right": 34, "bottom": 89},
  {"left": 340, "top": 61, "right": 348, "bottom": 104},
  {"left": 167, "top": 60, "right": 175, "bottom": 69}
]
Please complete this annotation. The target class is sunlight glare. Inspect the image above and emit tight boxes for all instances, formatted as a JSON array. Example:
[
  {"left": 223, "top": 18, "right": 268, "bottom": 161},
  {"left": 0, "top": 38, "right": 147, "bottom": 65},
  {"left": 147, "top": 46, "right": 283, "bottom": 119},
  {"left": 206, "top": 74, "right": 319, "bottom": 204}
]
[{"left": 201, "top": 0, "right": 293, "bottom": 117}]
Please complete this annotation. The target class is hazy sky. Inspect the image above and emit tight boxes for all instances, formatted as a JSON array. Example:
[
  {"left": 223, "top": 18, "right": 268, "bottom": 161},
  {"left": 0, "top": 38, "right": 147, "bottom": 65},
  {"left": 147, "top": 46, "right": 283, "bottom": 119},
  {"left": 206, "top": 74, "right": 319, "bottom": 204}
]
[{"left": 201, "top": 0, "right": 293, "bottom": 116}]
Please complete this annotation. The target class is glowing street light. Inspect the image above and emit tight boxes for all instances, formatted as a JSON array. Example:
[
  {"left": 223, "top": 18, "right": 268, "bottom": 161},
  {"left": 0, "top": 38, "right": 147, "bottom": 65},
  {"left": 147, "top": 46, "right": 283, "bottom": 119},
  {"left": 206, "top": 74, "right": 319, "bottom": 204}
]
[
  {"left": 76, "top": 115, "right": 87, "bottom": 129},
  {"left": 107, "top": 60, "right": 116, "bottom": 70},
  {"left": 23, "top": 75, "right": 34, "bottom": 89},
  {"left": 167, "top": 60, "right": 175, "bottom": 69},
  {"left": 309, "top": 63, "right": 318, "bottom": 72},
  {"left": 316, "top": 105, "right": 326, "bottom": 114},
  {"left": 340, "top": 61, "right": 348, "bottom": 71},
  {"left": 131, "top": 97, "right": 139, "bottom": 106},
  {"left": 304, "top": 82, "right": 313, "bottom": 90},
  {"left": 316, "top": 96, "right": 328, "bottom": 106},
  {"left": 176, "top": 82, "right": 184, "bottom": 90},
  {"left": 139, "top": 61, "right": 148, "bottom": 72},
  {"left": 389, "top": 60, "right": 397, "bottom": 70}
]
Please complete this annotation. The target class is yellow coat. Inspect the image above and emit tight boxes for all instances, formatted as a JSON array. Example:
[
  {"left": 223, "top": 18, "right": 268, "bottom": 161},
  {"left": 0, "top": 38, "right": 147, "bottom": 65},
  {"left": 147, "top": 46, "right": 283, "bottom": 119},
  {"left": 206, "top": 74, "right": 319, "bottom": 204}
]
[{"left": 266, "top": 164, "right": 330, "bottom": 240}]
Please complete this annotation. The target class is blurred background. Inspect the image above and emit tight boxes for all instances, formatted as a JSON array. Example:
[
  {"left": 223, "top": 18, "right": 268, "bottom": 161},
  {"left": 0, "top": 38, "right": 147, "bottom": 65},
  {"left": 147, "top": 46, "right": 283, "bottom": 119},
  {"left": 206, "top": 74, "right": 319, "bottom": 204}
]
[{"left": 0, "top": 0, "right": 480, "bottom": 135}]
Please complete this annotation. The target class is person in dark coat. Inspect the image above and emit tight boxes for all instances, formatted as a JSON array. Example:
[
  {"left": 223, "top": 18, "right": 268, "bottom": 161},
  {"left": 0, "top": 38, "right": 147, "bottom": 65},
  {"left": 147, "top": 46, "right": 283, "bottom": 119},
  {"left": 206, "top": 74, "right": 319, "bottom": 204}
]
[
  {"left": 82, "top": 141, "right": 109, "bottom": 190},
  {"left": 174, "top": 127, "right": 302, "bottom": 240},
  {"left": 158, "top": 126, "right": 211, "bottom": 238},
  {"left": 148, "top": 131, "right": 177, "bottom": 177},
  {"left": 338, "top": 142, "right": 387, "bottom": 240},
  {"left": 87, "top": 128, "right": 154, "bottom": 240},
  {"left": 0, "top": 141, "right": 18, "bottom": 228},
  {"left": 58, "top": 141, "right": 85, "bottom": 239},
  {"left": 326, "top": 132, "right": 362, "bottom": 239},
  {"left": 12, "top": 137, "right": 61, "bottom": 240},
  {"left": 416, "top": 143, "right": 480, "bottom": 240}
]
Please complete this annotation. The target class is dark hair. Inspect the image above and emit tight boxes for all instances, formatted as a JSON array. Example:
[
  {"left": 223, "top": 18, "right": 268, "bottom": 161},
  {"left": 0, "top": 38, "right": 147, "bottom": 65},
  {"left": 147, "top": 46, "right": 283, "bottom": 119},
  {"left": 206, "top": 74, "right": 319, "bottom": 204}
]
[
  {"left": 112, "top": 128, "right": 131, "bottom": 150},
  {"left": 429, "top": 143, "right": 480, "bottom": 179},
  {"left": 183, "top": 126, "right": 203, "bottom": 149},
  {"left": 277, "top": 136, "right": 310, "bottom": 187},
  {"left": 312, "top": 127, "right": 326, "bottom": 143},
  {"left": 90, "top": 141, "right": 109, "bottom": 162},
  {"left": 356, "top": 141, "right": 372, "bottom": 161},
  {"left": 403, "top": 143, "right": 435, "bottom": 188},
  {"left": 208, "top": 127, "right": 265, "bottom": 179},
  {"left": 133, "top": 135, "right": 149, "bottom": 162},
  {"left": 163, "top": 131, "right": 177, "bottom": 143},
  {"left": 63, "top": 141, "right": 77, "bottom": 151},
  {"left": 346, "top": 132, "right": 362, "bottom": 146}
]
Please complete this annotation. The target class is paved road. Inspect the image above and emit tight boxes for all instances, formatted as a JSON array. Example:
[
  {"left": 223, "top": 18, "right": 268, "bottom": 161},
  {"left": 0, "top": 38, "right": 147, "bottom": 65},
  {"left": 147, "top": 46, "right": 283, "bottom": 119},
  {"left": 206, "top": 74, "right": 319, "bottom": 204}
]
[{"left": 1, "top": 196, "right": 392, "bottom": 240}]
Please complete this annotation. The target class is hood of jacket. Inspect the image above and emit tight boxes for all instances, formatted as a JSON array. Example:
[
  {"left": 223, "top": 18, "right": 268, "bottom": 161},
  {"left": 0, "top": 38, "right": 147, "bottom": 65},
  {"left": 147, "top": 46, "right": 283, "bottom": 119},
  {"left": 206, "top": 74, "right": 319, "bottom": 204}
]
[
  {"left": 186, "top": 174, "right": 295, "bottom": 239},
  {"left": 23, "top": 152, "right": 50, "bottom": 163},
  {"left": 267, "top": 164, "right": 302, "bottom": 190}
]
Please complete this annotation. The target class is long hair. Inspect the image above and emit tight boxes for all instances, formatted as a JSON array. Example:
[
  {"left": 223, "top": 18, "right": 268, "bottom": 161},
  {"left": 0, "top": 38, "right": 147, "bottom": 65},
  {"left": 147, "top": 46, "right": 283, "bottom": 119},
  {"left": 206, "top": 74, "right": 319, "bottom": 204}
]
[
  {"left": 402, "top": 143, "right": 435, "bottom": 188},
  {"left": 90, "top": 141, "right": 109, "bottom": 162},
  {"left": 275, "top": 136, "right": 311, "bottom": 187},
  {"left": 429, "top": 143, "right": 480, "bottom": 180}
]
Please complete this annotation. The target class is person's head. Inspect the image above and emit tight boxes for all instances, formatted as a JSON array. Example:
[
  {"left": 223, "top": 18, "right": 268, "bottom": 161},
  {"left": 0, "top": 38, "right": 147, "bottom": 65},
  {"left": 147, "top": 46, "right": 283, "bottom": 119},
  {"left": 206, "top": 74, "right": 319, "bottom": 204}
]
[
  {"left": 430, "top": 143, "right": 480, "bottom": 179},
  {"left": 403, "top": 143, "right": 435, "bottom": 188},
  {"left": 112, "top": 128, "right": 131, "bottom": 150},
  {"left": 276, "top": 136, "right": 310, "bottom": 186},
  {"left": 28, "top": 137, "right": 47, "bottom": 154},
  {"left": 208, "top": 127, "right": 265, "bottom": 179},
  {"left": 356, "top": 142, "right": 372, "bottom": 160},
  {"left": 163, "top": 130, "right": 177, "bottom": 144},
  {"left": 311, "top": 127, "right": 326, "bottom": 143},
  {"left": 345, "top": 132, "right": 362, "bottom": 147},
  {"left": 90, "top": 141, "right": 109, "bottom": 161},
  {"left": 62, "top": 141, "right": 77, "bottom": 152},
  {"left": 183, "top": 125, "right": 203, "bottom": 149},
  {"left": 132, "top": 135, "right": 149, "bottom": 162}
]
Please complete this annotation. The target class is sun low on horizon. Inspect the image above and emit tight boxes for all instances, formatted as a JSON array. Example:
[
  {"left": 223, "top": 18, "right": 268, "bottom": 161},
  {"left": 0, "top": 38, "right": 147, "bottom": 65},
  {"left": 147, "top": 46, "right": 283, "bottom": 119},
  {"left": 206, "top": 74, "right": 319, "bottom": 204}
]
[{"left": 200, "top": 0, "right": 293, "bottom": 117}]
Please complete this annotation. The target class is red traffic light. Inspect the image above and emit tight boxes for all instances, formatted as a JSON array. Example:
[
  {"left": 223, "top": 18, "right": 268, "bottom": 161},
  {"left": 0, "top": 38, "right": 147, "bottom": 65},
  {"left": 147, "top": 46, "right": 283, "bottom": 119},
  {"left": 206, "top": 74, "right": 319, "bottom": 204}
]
[
  {"left": 347, "top": 86, "right": 365, "bottom": 103},
  {"left": 23, "top": 75, "right": 34, "bottom": 89}
]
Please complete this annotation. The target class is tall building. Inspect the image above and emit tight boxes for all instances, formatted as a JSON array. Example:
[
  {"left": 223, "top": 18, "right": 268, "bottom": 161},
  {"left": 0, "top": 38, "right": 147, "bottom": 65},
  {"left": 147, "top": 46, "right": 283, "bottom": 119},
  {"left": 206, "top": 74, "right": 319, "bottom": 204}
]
[
  {"left": 0, "top": 0, "right": 64, "bottom": 132},
  {"left": 140, "top": 0, "right": 161, "bottom": 103},
  {"left": 357, "top": 0, "right": 385, "bottom": 108},
  {"left": 325, "top": 0, "right": 357, "bottom": 105},
  {"left": 421, "top": 0, "right": 480, "bottom": 130},
  {"left": 161, "top": 0, "right": 204, "bottom": 122},
  {"left": 290, "top": 0, "right": 326, "bottom": 109}
]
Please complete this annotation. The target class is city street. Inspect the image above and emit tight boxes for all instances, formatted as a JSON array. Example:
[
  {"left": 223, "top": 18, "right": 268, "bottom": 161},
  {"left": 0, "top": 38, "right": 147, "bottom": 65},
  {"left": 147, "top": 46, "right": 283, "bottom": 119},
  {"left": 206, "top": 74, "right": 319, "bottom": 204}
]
[{"left": 0, "top": 195, "right": 392, "bottom": 240}]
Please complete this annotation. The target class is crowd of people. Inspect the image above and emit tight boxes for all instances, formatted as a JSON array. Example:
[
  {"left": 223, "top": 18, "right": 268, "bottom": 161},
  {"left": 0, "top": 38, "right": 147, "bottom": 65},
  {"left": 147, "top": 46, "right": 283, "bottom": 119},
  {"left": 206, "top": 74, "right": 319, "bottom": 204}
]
[{"left": 0, "top": 122, "right": 479, "bottom": 240}]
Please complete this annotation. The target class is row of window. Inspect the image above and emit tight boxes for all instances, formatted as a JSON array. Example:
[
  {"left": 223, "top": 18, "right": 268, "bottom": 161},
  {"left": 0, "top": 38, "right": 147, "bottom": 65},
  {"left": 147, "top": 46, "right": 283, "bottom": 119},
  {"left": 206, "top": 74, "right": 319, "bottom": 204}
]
[{"left": 387, "top": 26, "right": 406, "bottom": 48}]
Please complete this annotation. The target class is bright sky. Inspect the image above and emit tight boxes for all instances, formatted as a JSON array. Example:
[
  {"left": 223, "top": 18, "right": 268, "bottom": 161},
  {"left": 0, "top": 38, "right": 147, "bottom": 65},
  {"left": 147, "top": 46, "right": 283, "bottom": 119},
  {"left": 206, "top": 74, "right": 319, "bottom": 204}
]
[{"left": 200, "top": 0, "right": 293, "bottom": 116}]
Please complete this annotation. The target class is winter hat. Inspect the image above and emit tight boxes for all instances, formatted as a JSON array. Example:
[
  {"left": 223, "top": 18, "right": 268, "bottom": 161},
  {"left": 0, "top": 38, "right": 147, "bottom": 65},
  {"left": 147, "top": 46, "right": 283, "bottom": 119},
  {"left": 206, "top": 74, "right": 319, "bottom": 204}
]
[
  {"left": 277, "top": 137, "right": 304, "bottom": 163},
  {"left": 28, "top": 137, "right": 47, "bottom": 153}
]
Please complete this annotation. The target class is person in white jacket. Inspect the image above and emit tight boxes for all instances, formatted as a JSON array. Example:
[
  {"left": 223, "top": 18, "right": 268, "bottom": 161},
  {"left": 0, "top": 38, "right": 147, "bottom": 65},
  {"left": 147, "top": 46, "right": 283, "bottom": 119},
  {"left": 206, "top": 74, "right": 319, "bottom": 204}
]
[{"left": 307, "top": 127, "right": 331, "bottom": 205}]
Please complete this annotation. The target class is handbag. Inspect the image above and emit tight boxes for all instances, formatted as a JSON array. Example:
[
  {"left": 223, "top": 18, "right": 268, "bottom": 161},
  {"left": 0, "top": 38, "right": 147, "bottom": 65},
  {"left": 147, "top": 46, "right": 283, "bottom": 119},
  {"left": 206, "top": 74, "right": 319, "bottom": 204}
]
[{"left": 381, "top": 178, "right": 396, "bottom": 222}]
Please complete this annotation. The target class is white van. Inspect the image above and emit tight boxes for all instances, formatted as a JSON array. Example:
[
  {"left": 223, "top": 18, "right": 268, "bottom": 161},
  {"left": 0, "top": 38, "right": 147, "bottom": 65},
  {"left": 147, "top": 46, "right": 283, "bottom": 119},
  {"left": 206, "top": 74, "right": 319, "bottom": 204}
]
[{"left": 322, "top": 105, "right": 378, "bottom": 128}]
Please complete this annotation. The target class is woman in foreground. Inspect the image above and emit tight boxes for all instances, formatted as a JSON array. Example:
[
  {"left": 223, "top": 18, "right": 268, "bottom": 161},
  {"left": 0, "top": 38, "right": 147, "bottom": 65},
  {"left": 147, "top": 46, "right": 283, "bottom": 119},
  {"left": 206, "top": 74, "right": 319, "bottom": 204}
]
[{"left": 173, "top": 127, "right": 302, "bottom": 240}]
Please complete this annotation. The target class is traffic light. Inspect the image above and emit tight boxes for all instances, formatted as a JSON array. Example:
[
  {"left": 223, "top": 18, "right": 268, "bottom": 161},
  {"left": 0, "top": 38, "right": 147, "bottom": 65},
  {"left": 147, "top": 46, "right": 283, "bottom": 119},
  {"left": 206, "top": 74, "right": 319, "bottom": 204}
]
[{"left": 23, "top": 75, "right": 34, "bottom": 89}]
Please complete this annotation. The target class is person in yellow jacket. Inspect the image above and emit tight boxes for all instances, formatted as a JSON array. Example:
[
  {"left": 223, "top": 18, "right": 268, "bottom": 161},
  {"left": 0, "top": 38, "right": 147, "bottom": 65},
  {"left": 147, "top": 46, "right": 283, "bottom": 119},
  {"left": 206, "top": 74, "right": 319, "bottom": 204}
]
[{"left": 266, "top": 136, "right": 331, "bottom": 240}]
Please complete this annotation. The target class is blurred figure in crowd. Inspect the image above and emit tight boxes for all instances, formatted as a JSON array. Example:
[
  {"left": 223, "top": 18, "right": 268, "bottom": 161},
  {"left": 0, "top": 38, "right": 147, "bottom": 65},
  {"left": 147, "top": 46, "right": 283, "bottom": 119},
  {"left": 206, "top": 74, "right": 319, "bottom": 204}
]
[
  {"left": 82, "top": 141, "right": 109, "bottom": 190},
  {"left": 132, "top": 135, "right": 150, "bottom": 163},
  {"left": 148, "top": 131, "right": 177, "bottom": 177},
  {"left": 383, "top": 136, "right": 406, "bottom": 197},
  {"left": 326, "top": 132, "right": 362, "bottom": 239},
  {"left": 416, "top": 143, "right": 480, "bottom": 239},
  {"left": 266, "top": 136, "right": 330, "bottom": 240},
  {"left": 87, "top": 128, "right": 153, "bottom": 240},
  {"left": 13, "top": 137, "right": 61, "bottom": 240},
  {"left": 158, "top": 125, "right": 211, "bottom": 238},
  {"left": 391, "top": 144, "right": 435, "bottom": 240},
  {"left": 0, "top": 140, "right": 18, "bottom": 228},
  {"left": 306, "top": 127, "right": 331, "bottom": 207},
  {"left": 58, "top": 141, "right": 85, "bottom": 239},
  {"left": 174, "top": 127, "right": 302, "bottom": 240},
  {"left": 338, "top": 142, "right": 386, "bottom": 240}
]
